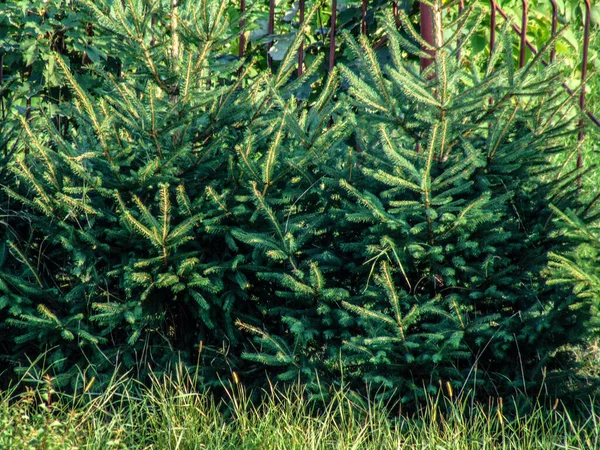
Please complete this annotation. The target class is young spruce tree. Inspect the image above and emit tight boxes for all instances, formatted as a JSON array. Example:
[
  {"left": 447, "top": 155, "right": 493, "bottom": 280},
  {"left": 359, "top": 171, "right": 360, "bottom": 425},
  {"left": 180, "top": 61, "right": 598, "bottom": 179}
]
[{"left": 239, "top": 2, "right": 597, "bottom": 405}]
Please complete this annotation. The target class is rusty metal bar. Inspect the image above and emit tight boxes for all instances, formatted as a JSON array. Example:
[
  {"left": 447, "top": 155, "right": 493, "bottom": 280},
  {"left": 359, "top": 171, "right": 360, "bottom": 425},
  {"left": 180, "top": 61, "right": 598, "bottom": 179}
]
[
  {"left": 0, "top": 53, "right": 4, "bottom": 123},
  {"left": 579, "top": 0, "right": 592, "bottom": 137},
  {"left": 268, "top": 0, "right": 275, "bottom": 69},
  {"left": 420, "top": 1, "right": 435, "bottom": 72},
  {"left": 457, "top": 0, "right": 464, "bottom": 63},
  {"left": 490, "top": 0, "right": 497, "bottom": 54},
  {"left": 150, "top": 15, "right": 156, "bottom": 47},
  {"left": 25, "top": 88, "right": 31, "bottom": 122},
  {"left": 578, "top": 0, "right": 591, "bottom": 179},
  {"left": 488, "top": 0, "right": 497, "bottom": 119},
  {"left": 361, "top": 0, "right": 368, "bottom": 35},
  {"left": 329, "top": 0, "right": 337, "bottom": 71},
  {"left": 519, "top": 0, "right": 528, "bottom": 68},
  {"left": 549, "top": 0, "right": 558, "bottom": 62},
  {"left": 0, "top": 52, "right": 4, "bottom": 157},
  {"left": 239, "top": 0, "right": 246, "bottom": 60},
  {"left": 298, "top": 0, "right": 305, "bottom": 77},
  {"left": 494, "top": 5, "right": 543, "bottom": 56}
]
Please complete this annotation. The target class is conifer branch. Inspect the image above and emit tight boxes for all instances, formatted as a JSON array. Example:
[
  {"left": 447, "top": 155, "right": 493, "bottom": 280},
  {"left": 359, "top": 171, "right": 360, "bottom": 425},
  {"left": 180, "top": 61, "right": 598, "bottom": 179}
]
[{"left": 8, "top": 241, "right": 43, "bottom": 288}]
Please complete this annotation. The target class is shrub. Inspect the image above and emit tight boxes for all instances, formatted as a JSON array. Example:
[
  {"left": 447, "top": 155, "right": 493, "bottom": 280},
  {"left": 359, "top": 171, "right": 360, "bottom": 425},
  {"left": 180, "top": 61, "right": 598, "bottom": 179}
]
[
  {"left": 237, "top": 8, "right": 598, "bottom": 403},
  {"left": 0, "top": 0, "right": 597, "bottom": 406}
]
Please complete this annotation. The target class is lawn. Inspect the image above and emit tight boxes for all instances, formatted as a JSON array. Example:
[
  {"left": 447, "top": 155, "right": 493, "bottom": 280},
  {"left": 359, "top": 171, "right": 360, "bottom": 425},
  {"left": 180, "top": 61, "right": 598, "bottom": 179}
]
[{"left": 2, "top": 363, "right": 600, "bottom": 450}]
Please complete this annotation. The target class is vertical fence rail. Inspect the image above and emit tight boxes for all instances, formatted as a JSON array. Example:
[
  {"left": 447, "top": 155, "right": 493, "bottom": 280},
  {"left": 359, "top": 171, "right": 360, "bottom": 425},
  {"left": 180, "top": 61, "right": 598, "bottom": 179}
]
[
  {"left": 519, "top": 0, "right": 528, "bottom": 68},
  {"left": 239, "top": 0, "right": 246, "bottom": 60},
  {"left": 298, "top": 0, "right": 305, "bottom": 77},
  {"left": 488, "top": 0, "right": 497, "bottom": 118},
  {"left": 489, "top": 0, "right": 497, "bottom": 52},
  {"left": 419, "top": 2, "right": 435, "bottom": 72},
  {"left": 0, "top": 53, "right": 4, "bottom": 121},
  {"left": 362, "top": 0, "right": 368, "bottom": 35},
  {"left": 549, "top": 0, "right": 558, "bottom": 62},
  {"left": 150, "top": 15, "right": 156, "bottom": 47},
  {"left": 578, "top": 0, "right": 592, "bottom": 182},
  {"left": 457, "top": 1, "right": 464, "bottom": 62},
  {"left": 1, "top": 1, "right": 7, "bottom": 156},
  {"left": 418, "top": 1, "right": 436, "bottom": 154},
  {"left": 268, "top": 0, "right": 275, "bottom": 69},
  {"left": 238, "top": 0, "right": 246, "bottom": 77},
  {"left": 329, "top": 0, "right": 337, "bottom": 71}
]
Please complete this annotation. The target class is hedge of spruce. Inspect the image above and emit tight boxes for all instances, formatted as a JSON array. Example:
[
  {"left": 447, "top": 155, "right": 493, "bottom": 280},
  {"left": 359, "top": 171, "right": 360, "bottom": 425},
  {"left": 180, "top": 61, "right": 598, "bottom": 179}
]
[{"left": 1, "top": 0, "right": 598, "bottom": 406}]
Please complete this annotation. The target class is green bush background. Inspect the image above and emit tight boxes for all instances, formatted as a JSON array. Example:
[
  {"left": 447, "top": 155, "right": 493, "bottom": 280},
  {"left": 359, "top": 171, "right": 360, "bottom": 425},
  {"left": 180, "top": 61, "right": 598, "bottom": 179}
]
[{"left": 1, "top": 0, "right": 599, "bottom": 408}]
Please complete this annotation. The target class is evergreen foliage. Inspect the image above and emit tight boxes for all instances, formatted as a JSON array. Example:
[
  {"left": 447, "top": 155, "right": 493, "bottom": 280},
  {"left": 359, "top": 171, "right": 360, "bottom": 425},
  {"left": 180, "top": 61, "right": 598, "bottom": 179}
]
[
  {"left": 0, "top": 0, "right": 351, "bottom": 390},
  {"left": 547, "top": 205, "right": 600, "bottom": 337},
  {"left": 0, "top": 0, "right": 323, "bottom": 387},
  {"left": 235, "top": 5, "right": 598, "bottom": 403},
  {"left": 0, "top": 0, "right": 597, "bottom": 406}
]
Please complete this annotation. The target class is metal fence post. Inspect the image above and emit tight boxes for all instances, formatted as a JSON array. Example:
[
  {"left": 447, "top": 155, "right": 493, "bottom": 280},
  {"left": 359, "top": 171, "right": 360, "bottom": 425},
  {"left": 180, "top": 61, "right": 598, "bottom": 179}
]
[
  {"left": 578, "top": 0, "right": 592, "bottom": 182},
  {"left": 268, "top": 0, "right": 275, "bottom": 69},
  {"left": 298, "top": 0, "right": 305, "bottom": 77},
  {"left": 549, "top": 0, "right": 558, "bottom": 62},
  {"left": 519, "top": 0, "right": 528, "bottom": 68},
  {"left": 329, "top": 0, "right": 337, "bottom": 71},
  {"left": 239, "top": 0, "right": 246, "bottom": 61},
  {"left": 490, "top": 0, "right": 497, "bottom": 53},
  {"left": 457, "top": 1, "right": 464, "bottom": 63},
  {"left": 361, "top": 0, "right": 368, "bottom": 35},
  {"left": 420, "top": 1, "right": 435, "bottom": 72}
]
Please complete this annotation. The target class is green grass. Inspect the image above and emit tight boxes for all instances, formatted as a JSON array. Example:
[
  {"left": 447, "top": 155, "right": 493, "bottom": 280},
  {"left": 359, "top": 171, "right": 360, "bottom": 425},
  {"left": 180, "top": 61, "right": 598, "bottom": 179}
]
[{"left": 1, "top": 363, "right": 599, "bottom": 450}]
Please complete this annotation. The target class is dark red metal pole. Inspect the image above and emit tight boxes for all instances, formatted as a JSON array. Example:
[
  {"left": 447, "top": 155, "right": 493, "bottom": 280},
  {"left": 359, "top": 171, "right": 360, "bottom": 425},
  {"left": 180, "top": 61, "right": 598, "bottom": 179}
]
[
  {"left": 549, "top": 0, "right": 558, "bottom": 62},
  {"left": 416, "top": 2, "right": 435, "bottom": 153},
  {"left": 0, "top": 54, "right": 4, "bottom": 123},
  {"left": 578, "top": 0, "right": 591, "bottom": 180},
  {"left": 361, "top": 0, "right": 368, "bottom": 35},
  {"left": 579, "top": 0, "right": 592, "bottom": 139},
  {"left": 298, "top": 0, "right": 305, "bottom": 77},
  {"left": 490, "top": 0, "right": 497, "bottom": 54},
  {"left": 488, "top": 0, "right": 497, "bottom": 129},
  {"left": 419, "top": 1, "right": 435, "bottom": 72},
  {"left": 268, "top": 0, "right": 275, "bottom": 69},
  {"left": 329, "top": 0, "right": 337, "bottom": 71},
  {"left": 239, "top": 0, "right": 246, "bottom": 60},
  {"left": 150, "top": 15, "right": 156, "bottom": 47},
  {"left": 457, "top": 0, "right": 464, "bottom": 63},
  {"left": 519, "top": 0, "right": 528, "bottom": 68}
]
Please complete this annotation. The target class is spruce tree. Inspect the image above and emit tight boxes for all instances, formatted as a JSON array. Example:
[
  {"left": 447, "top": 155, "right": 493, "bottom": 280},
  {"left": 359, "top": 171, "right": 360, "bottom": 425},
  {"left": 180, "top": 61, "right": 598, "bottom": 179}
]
[
  {"left": 1, "top": 0, "right": 266, "bottom": 386},
  {"left": 238, "top": 3, "right": 597, "bottom": 404},
  {"left": 0, "top": 0, "right": 347, "bottom": 389},
  {"left": 338, "top": 6, "right": 595, "bottom": 401},
  {"left": 1, "top": 0, "right": 596, "bottom": 406}
]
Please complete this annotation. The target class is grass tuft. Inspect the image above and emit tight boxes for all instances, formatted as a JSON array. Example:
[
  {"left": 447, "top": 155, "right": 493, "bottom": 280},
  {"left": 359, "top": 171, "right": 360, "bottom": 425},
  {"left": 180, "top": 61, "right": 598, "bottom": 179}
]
[{"left": 1, "top": 363, "right": 599, "bottom": 449}]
